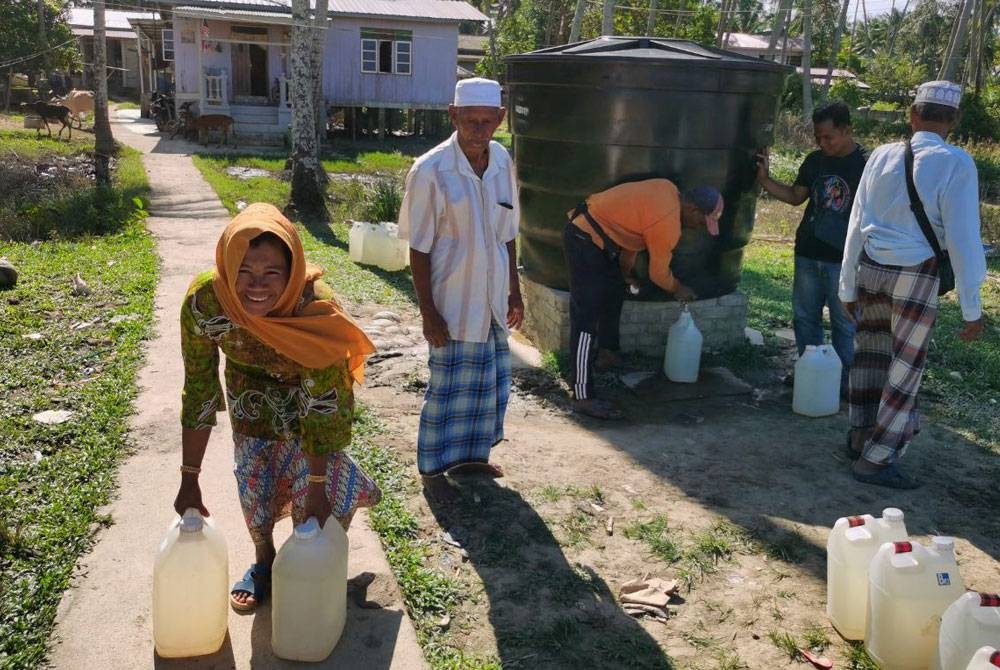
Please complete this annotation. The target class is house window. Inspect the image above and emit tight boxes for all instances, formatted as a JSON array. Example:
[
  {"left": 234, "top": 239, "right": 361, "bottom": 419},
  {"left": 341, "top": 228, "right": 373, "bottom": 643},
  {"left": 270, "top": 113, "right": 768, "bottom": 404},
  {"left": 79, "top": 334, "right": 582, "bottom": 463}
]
[
  {"left": 360, "top": 29, "right": 412, "bottom": 75},
  {"left": 162, "top": 29, "right": 175, "bottom": 61}
]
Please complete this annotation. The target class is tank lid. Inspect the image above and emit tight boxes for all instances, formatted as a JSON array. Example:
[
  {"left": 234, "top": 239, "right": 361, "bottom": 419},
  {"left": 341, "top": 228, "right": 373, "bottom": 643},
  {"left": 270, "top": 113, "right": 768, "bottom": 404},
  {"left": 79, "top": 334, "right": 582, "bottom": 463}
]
[
  {"left": 295, "top": 517, "right": 320, "bottom": 540},
  {"left": 179, "top": 508, "right": 204, "bottom": 533},
  {"left": 505, "top": 36, "right": 791, "bottom": 72},
  {"left": 882, "top": 507, "right": 904, "bottom": 522}
]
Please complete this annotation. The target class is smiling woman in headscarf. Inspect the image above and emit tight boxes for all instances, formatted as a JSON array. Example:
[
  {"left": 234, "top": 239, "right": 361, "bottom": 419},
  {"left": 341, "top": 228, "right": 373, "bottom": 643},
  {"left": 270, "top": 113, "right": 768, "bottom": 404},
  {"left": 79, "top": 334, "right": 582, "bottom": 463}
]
[{"left": 172, "top": 203, "right": 379, "bottom": 613}]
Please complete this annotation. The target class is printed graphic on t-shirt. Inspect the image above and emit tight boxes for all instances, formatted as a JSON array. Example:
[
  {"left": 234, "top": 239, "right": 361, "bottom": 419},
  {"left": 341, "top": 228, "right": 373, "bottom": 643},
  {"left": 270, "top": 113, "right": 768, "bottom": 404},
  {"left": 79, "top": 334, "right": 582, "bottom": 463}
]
[
  {"left": 810, "top": 175, "right": 853, "bottom": 250},
  {"left": 815, "top": 175, "right": 851, "bottom": 213}
]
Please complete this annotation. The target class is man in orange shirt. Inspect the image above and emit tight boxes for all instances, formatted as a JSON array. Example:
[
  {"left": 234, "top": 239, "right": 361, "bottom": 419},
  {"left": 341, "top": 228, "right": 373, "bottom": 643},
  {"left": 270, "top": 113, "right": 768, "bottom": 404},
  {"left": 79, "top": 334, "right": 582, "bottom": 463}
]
[{"left": 563, "top": 179, "right": 722, "bottom": 419}]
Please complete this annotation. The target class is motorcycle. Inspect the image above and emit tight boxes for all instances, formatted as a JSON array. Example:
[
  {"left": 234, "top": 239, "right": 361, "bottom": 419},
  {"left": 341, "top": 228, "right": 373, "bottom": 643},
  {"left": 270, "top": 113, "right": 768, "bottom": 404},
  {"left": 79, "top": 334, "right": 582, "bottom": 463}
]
[{"left": 150, "top": 92, "right": 176, "bottom": 132}]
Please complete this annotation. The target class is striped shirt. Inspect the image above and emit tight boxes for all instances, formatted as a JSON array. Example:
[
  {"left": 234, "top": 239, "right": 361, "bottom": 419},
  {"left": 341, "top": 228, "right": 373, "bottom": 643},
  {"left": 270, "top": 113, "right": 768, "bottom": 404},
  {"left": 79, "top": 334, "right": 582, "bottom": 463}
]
[
  {"left": 399, "top": 132, "right": 519, "bottom": 343},
  {"left": 839, "top": 131, "right": 986, "bottom": 321}
]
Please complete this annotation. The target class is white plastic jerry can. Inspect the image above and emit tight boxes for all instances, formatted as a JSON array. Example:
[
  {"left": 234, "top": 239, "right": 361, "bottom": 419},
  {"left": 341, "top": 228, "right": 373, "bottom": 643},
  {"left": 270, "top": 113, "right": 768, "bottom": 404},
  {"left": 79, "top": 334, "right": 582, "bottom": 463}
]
[
  {"left": 271, "top": 516, "right": 348, "bottom": 662},
  {"left": 866, "top": 537, "right": 966, "bottom": 670},
  {"left": 348, "top": 221, "right": 375, "bottom": 263},
  {"left": 932, "top": 592, "right": 1000, "bottom": 670},
  {"left": 663, "top": 305, "right": 703, "bottom": 383},
  {"left": 792, "top": 344, "right": 842, "bottom": 417},
  {"left": 964, "top": 647, "right": 1000, "bottom": 670},
  {"left": 152, "top": 508, "right": 229, "bottom": 658},
  {"left": 826, "top": 507, "right": 908, "bottom": 640}
]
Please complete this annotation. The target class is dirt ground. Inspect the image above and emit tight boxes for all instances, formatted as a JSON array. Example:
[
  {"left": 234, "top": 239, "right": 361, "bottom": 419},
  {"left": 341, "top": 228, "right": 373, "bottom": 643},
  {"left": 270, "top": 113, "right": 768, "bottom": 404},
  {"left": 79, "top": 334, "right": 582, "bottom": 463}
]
[{"left": 350, "top": 302, "right": 1000, "bottom": 669}]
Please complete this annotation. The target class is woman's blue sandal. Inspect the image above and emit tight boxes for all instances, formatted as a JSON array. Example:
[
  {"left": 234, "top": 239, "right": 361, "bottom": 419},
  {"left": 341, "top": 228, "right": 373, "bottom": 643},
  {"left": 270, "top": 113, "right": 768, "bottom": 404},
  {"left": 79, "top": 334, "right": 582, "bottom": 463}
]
[{"left": 230, "top": 563, "right": 271, "bottom": 612}]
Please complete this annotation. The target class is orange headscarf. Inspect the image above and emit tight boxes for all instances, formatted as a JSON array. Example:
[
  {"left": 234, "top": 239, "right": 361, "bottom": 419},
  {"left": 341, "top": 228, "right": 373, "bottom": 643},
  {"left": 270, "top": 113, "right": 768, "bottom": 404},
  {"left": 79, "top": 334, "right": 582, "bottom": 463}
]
[{"left": 212, "top": 203, "right": 374, "bottom": 382}]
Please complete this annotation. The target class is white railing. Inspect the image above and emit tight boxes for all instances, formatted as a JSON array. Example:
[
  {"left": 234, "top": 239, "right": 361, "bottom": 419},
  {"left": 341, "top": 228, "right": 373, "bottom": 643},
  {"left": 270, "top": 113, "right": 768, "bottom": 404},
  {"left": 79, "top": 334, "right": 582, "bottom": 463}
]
[{"left": 203, "top": 70, "right": 229, "bottom": 108}]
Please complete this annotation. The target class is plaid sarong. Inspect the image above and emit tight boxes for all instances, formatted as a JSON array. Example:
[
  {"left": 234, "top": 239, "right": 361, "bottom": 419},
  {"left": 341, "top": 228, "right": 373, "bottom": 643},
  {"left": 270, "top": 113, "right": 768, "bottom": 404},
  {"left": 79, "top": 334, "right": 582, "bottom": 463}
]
[
  {"left": 233, "top": 433, "right": 381, "bottom": 544},
  {"left": 849, "top": 252, "right": 940, "bottom": 465},
  {"left": 417, "top": 321, "right": 511, "bottom": 476}
]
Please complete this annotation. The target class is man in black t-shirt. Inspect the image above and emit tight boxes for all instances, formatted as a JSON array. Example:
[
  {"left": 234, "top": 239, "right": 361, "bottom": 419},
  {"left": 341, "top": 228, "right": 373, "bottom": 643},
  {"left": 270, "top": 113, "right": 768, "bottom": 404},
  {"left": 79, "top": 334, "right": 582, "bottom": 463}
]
[{"left": 756, "top": 102, "right": 868, "bottom": 393}]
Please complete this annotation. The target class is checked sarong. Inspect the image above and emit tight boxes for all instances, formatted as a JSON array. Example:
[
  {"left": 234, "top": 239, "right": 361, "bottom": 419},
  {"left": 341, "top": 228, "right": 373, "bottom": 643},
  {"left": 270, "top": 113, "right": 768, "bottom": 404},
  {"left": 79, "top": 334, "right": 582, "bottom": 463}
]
[
  {"left": 849, "top": 252, "right": 940, "bottom": 465},
  {"left": 417, "top": 320, "right": 511, "bottom": 476}
]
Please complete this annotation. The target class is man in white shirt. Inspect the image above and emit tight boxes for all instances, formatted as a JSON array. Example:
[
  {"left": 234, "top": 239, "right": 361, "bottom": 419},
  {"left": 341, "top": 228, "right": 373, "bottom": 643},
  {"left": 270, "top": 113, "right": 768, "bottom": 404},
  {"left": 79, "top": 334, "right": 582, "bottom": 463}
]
[
  {"left": 398, "top": 78, "right": 523, "bottom": 502},
  {"left": 839, "top": 80, "right": 986, "bottom": 489}
]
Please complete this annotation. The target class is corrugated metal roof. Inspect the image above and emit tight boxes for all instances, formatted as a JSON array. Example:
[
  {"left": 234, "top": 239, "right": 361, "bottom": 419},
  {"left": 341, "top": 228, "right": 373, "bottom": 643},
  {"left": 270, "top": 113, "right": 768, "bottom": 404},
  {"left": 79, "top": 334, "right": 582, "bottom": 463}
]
[
  {"left": 68, "top": 7, "right": 158, "bottom": 31},
  {"left": 174, "top": 5, "right": 292, "bottom": 22},
  {"left": 330, "top": 0, "right": 486, "bottom": 22},
  {"left": 72, "top": 27, "right": 140, "bottom": 39},
  {"left": 161, "top": 0, "right": 486, "bottom": 22}
]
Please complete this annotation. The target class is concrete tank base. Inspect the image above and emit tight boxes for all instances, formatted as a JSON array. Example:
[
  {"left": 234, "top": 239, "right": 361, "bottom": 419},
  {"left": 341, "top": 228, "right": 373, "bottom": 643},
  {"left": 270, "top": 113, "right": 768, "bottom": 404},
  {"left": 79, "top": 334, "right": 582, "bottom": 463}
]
[{"left": 520, "top": 277, "right": 748, "bottom": 357}]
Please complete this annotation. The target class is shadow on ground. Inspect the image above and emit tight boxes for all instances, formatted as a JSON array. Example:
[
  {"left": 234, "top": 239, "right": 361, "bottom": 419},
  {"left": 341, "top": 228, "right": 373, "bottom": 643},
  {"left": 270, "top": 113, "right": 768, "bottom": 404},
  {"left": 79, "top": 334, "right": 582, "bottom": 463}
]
[{"left": 426, "top": 478, "right": 674, "bottom": 669}]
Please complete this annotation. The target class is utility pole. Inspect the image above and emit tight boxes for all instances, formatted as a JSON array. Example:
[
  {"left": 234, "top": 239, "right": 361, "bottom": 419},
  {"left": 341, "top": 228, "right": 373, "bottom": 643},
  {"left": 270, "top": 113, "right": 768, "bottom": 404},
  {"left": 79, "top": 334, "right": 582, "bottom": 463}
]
[{"left": 647, "top": 0, "right": 659, "bottom": 35}]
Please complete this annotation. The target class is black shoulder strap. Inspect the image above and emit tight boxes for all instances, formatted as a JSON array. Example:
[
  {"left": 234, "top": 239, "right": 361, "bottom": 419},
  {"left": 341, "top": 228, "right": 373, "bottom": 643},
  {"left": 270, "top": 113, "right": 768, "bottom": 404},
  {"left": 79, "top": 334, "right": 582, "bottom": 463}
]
[
  {"left": 904, "top": 138, "right": 945, "bottom": 260},
  {"left": 572, "top": 202, "right": 620, "bottom": 260}
]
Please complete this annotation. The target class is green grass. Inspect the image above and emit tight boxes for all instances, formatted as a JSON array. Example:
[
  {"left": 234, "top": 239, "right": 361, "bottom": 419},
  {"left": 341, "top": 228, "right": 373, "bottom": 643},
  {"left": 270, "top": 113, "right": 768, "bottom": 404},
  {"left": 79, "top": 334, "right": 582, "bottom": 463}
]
[
  {"left": 767, "top": 630, "right": 799, "bottom": 659},
  {"left": 347, "top": 409, "right": 501, "bottom": 670},
  {"left": 0, "top": 130, "right": 156, "bottom": 666},
  {"left": 845, "top": 641, "right": 881, "bottom": 670},
  {"left": 0, "top": 129, "right": 94, "bottom": 158},
  {"left": 0, "top": 217, "right": 156, "bottom": 668},
  {"left": 191, "top": 153, "right": 415, "bottom": 307},
  {"left": 740, "top": 239, "right": 1000, "bottom": 452},
  {"left": 1, "top": 130, "right": 149, "bottom": 242}
]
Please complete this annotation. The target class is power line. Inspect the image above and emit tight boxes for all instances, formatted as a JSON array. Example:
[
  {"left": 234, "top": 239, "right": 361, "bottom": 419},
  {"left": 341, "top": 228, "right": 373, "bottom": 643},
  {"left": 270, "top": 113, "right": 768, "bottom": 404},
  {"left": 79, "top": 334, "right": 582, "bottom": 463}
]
[{"left": 0, "top": 38, "right": 77, "bottom": 69}]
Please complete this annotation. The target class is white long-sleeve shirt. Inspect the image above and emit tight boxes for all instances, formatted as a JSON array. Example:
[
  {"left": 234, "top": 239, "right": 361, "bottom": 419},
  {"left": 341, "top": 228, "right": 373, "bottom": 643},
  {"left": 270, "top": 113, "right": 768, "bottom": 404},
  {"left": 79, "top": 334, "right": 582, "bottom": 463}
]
[
  {"left": 398, "top": 133, "right": 519, "bottom": 343},
  {"left": 839, "top": 131, "right": 986, "bottom": 321}
]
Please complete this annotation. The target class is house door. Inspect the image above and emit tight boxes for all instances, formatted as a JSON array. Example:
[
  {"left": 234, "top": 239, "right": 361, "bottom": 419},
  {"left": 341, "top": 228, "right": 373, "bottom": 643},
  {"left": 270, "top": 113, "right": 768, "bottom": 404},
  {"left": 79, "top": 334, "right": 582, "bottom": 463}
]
[{"left": 232, "top": 43, "right": 268, "bottom": 98}]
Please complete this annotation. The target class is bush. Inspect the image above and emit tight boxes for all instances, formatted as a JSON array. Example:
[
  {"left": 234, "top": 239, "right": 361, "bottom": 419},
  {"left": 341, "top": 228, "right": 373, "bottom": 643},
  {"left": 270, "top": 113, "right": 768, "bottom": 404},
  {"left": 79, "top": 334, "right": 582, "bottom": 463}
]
[
  {"left": 954, "top": 92, "right": 1000, "bottom": 142},
  {"left": 981, "top": 204, "right": 1000, "bottom": 244},
  {"left": 0, "top": 149, "right": 148, "bottom": 242},
  {"left": 361, "top": 178, "right": 403, "bottom": 223},
  {"left": 829, "top": 80, "right": 866, "bottom": 109}
]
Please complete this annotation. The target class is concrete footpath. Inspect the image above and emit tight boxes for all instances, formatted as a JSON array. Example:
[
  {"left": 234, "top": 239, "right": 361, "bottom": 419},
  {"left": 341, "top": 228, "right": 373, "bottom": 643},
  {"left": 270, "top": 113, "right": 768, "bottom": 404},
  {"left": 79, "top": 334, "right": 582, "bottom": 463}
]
[{"left": 48, "top": 111, "right": 426, "bottom": 670}]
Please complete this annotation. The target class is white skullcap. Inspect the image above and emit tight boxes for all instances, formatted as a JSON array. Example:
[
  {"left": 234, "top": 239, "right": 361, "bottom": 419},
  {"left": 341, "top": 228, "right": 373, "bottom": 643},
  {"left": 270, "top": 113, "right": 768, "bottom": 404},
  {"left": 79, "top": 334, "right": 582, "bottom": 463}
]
[
  {"left": 914, "top": 80, "right": 962, "bottom": 109},
  {"left": 453, "top": 77, "right": 502, "bottom": 108}
]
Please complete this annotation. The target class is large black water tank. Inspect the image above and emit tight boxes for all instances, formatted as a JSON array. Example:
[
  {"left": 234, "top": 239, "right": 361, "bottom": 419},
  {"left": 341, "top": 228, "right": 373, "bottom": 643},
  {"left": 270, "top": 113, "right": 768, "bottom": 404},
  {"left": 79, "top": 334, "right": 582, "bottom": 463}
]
[{"left": 505, "top": 37, "right": 790, "bottom": 298}]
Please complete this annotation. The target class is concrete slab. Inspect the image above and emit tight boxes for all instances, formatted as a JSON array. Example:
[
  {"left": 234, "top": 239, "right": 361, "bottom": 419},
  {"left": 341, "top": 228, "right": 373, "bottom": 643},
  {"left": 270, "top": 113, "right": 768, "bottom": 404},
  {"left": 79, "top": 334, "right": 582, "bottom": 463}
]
[{"left": 621, "top": 366, "right": 753, "bottom": 403}]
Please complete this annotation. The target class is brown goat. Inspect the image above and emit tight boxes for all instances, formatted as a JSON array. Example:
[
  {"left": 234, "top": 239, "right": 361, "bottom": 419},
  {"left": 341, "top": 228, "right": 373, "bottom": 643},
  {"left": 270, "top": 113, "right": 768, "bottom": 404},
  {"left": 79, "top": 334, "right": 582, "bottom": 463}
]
[{"left": 21, "top": 101, "right": 73, "bottom": 139}]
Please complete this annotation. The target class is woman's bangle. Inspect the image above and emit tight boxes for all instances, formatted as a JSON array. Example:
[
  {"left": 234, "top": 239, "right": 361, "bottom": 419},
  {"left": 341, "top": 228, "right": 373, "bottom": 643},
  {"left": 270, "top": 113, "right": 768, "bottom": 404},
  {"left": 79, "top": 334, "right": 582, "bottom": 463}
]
[
  {"left": 180, "top": 464, "right": 201, "bottom": 475},
  {"left": 306, "top": 474, "right": 326, "bottom": 484}
]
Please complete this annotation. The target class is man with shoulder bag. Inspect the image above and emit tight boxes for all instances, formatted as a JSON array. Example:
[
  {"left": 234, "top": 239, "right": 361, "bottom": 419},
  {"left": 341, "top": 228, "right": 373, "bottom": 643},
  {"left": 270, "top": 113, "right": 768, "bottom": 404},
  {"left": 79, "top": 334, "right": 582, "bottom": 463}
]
[{"left": 838, "top": 80, "right": 987, "bottom": 489}]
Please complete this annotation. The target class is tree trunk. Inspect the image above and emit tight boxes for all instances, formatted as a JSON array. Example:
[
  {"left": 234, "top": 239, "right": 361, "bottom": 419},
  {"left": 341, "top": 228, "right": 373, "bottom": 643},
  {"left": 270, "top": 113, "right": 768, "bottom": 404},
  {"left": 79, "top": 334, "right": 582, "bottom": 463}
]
[
  {"left": 602, "top": 0, "right": 615, "bottom": 35},
  {"left": 570, "top": 0, "right": 586, "bottom": 42},
  {"left": 288, "top": 0, "right": 325, "bottom": 219},
  {"left": 939, "top": 0, "right": 973, "bottom": 81},
  {"left": 821, "top": 0, "right": 851, "bottom": 102},
  {"left": 312, "top": 0, "right": 329, "bottom": 146},
  {"left": 885, "top": 0, "right": 911, "bottom": 57},
  {"left": 801, "top": 0, "right": 814, "bottom": 122},
  {"left": 767, "top": 0, "right": 793, "bottom": 60},
  {"left": 971, "top": 0, "right": 999, "bottom": 91},
  {"left": 37, "top": 0, "right": 48, "bottom": 74},
  {"left": 860, "top": 0, "right": 872, "bottom": 56},
  {"left": 647, "top": 0, "right": 658, "bottom": 35},
  {"left": 93, "top": 0, "right": 114, "bottom": 188},
  {"left": 715, "top": 0, "right": 732, "bottom": 47}
]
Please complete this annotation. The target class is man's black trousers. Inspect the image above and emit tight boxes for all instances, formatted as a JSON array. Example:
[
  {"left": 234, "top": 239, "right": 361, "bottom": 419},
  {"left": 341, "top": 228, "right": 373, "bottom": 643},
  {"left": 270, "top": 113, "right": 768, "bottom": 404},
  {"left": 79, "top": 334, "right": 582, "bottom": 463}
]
[{"left": 562, "top": 222, "right": 625, "bottom": 401}]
